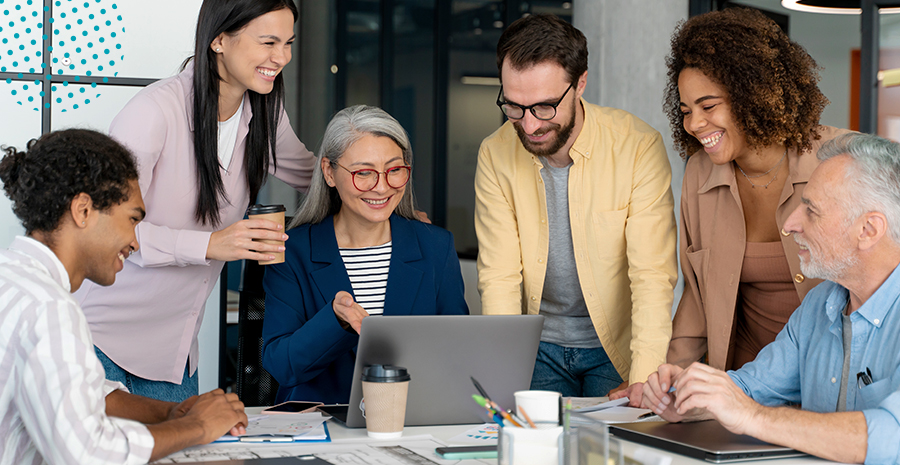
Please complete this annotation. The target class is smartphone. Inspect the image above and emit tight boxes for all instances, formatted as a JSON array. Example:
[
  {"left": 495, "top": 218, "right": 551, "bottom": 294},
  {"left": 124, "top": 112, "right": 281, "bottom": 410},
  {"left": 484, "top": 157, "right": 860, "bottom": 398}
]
[
  {"left": 434, "top": 445, "right": 498, "bottom": 460},
  {"left": 261, "top": 401, "right": 323, "bottom": 414}
]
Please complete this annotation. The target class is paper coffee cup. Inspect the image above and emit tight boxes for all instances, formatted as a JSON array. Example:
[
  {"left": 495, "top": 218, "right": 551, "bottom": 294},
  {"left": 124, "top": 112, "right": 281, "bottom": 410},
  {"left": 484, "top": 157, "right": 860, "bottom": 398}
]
[
  {"left": 246, "top": 204, "right": 285, "bottom": 265},
  {"left": 361, "top": 364, "right": 410, "bottom": 439},
  {"left": 515, "top": 390, "right": 561, "bottom": 426}
]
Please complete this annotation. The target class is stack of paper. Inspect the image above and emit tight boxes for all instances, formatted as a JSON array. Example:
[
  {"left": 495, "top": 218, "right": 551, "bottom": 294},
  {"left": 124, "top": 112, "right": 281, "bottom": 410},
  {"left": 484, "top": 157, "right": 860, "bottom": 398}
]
[{"left": 215, "top": 412, "right": 330, "bottom": 443}]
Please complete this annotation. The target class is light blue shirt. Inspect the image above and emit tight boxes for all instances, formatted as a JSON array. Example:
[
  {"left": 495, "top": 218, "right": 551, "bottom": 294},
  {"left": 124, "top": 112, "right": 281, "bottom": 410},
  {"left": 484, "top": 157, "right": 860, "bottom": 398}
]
[{"left": 729, "top": 263, "right": 900, "bottom": 465}]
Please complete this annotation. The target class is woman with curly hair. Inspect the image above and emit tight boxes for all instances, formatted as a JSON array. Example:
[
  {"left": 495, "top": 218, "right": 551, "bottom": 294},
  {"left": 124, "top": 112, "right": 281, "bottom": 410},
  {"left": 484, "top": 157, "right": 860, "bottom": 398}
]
[{"left": 665, "top": 8, "right": 852, "bottom": 372}]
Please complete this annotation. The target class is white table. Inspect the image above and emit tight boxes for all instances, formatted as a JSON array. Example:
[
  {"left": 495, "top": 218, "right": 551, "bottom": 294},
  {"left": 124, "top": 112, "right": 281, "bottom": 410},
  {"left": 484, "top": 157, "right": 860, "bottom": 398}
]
[
  {"left": 240, "top": 408, "right": 830, "bottom": 465},
  {"left": 154, "top": 408, "right": 828, "bottom": 465}
]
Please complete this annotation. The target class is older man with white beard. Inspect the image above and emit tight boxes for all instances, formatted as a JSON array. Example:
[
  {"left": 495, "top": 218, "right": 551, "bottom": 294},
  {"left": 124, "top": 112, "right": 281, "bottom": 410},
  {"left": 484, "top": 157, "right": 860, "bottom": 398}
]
[{"left": 641, "top": 132, "right": 900, "bottom": 465}]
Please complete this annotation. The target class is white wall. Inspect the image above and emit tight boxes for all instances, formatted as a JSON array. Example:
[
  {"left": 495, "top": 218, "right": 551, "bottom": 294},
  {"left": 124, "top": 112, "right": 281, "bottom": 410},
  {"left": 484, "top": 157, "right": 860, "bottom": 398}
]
[{"left": 0, "top": 0, "right": 219, "bottom": 392}]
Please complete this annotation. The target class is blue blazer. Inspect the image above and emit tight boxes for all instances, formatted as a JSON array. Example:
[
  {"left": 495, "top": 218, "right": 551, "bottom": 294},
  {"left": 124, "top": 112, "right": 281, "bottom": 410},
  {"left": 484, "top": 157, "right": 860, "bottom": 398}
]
[{"left": 261, "top": 214, "right": 469, "bottom": 404}]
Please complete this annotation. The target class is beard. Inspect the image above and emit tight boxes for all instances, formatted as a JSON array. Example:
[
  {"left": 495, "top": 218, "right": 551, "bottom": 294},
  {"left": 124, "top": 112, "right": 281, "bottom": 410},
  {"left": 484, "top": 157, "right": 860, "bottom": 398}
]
[
  {"left": 513, "top": 104, "right": 576, "bottom": 157},
  {"left": 795, "top": 236, "right": 859, "bottom": 282}
]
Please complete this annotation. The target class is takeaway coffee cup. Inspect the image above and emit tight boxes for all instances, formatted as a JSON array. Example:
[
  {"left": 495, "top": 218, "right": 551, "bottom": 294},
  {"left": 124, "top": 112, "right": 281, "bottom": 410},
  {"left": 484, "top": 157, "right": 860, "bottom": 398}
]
[
  {"left": 361, "top": 364, "right": 411, "bottom": 439},
  {"left": 246, "top": 204, "right": 286, "bottom": 265}
]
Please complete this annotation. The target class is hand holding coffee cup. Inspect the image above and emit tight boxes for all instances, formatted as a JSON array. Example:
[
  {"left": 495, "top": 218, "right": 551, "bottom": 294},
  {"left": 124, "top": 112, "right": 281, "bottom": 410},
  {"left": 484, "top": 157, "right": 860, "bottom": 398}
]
[
  {"left": 361, "top": 364, "right": 411, "bottom": 439},
  {"left": 246, "top": 204, "right": 286, "bottom": 265},
  {"left": 206, "top": 204, "right": 287, "bottom": 263}
]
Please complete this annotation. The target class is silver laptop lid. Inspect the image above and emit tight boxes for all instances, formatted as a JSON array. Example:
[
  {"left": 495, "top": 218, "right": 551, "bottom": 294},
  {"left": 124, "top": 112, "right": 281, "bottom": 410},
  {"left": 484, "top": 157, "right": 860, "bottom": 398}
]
[
  {"left": 344, "top": 315, "right": 544, "bottom": 427},
  {"left": 610, "top": 421, "right": 806, "bottom": 463}
]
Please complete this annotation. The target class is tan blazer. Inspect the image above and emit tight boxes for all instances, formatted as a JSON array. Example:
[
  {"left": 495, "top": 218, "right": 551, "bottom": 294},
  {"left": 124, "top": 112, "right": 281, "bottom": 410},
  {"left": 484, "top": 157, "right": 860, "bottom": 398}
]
[{"left": 667, "top": 126, "right": 850, "bottom": 370}]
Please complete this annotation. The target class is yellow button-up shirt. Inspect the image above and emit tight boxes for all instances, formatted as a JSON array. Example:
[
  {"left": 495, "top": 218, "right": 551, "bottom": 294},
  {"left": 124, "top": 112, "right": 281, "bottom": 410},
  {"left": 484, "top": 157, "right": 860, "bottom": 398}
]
[{"left": 475, "top": 99, "right": 677, "bottom": 383}]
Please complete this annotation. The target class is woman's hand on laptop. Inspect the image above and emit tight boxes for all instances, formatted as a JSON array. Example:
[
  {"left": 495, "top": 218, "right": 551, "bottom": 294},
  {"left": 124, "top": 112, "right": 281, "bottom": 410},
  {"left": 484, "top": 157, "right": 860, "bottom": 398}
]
[{"left": 333, "top": 291, "right": 368, "bottom": 334}]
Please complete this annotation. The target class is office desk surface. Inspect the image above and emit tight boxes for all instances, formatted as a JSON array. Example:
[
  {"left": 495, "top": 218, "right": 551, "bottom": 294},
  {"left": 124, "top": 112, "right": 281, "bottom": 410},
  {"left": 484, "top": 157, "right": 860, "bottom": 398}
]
[{"left": 240, "top": 408, "right": 829, "bottom": 465}]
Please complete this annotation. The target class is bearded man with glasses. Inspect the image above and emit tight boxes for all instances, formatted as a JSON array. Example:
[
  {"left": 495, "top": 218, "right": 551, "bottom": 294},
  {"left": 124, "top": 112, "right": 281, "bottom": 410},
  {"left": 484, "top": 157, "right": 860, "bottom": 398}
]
[{"left": 475, "top": 14, "right": 677, "bottom": 398}]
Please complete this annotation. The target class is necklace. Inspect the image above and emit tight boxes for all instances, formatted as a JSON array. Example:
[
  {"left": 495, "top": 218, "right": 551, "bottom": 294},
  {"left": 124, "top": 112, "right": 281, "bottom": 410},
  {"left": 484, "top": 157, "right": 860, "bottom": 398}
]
[{"left": 735, "top": 149, "right": 787, "bottom": 189}]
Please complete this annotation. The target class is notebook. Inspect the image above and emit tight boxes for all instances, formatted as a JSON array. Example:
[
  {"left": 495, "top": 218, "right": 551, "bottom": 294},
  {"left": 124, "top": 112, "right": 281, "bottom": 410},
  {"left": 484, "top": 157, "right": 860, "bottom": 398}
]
[
  {"left": 327, "top": 314, "right": 544, "bottom": 428},
  {"left": 609, "top": 420, "right": 807, "bottom": 463}
]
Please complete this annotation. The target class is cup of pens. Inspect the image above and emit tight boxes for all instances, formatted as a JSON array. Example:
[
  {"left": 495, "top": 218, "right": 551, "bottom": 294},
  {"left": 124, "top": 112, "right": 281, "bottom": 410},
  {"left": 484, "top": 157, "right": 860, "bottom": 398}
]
[{"left": 471, "top": 377, "right": 564, "bottom": 465}]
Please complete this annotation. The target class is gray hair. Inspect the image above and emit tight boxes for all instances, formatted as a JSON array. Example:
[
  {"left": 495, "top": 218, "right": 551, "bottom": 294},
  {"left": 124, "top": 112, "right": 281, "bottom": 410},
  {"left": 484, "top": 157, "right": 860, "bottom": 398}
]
[
  {"left": 289, "top": 105, "right": 419, "bottom": 228},
  {"left": 818, "top": 132, "right": 900, "bottom": 244}
]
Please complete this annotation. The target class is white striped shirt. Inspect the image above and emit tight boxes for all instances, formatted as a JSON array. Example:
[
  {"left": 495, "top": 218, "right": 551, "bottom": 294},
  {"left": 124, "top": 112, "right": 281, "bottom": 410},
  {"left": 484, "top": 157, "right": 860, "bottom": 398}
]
[
  {"left": 0, "top": 236, "right": 154, "bottom": 465},
  {"left": 339, "top": 242, "right": 391, "bottom": 315}
]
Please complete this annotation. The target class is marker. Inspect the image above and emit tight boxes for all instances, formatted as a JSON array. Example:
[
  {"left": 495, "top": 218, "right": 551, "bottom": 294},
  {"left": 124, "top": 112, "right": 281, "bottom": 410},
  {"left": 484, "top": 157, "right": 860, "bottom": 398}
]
[{"left": 472, "top": 394, "right": 490, "bottom": 409}]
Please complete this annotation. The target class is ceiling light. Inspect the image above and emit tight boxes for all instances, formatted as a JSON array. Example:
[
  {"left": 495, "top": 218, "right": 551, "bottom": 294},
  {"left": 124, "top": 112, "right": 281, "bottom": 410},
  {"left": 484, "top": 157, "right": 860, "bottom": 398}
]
[{"left": 781, "top": 0, "right": 900, "bottom": 14}]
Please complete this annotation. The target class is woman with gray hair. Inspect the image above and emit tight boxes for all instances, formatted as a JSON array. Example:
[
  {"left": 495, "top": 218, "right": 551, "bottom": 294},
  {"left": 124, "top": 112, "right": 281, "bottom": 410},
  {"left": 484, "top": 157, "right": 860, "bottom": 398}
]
[{"left": 260, "top": 105, "right": 469, "bottom": 403}]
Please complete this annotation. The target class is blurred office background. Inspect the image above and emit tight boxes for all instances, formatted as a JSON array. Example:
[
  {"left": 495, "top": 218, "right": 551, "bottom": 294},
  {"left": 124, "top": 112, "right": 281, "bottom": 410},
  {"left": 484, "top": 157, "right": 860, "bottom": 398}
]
[{"left": 1, "top": 0, "right": 896, "bottom": 393}]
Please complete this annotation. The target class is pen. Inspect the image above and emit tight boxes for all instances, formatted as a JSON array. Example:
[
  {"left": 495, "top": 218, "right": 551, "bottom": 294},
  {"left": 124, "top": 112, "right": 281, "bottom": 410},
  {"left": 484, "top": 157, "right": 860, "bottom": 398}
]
[
  {"left": 490, "top": 400, "right": 522, "bottom": 427},
  {"left": 471, "top": 376, "right": 491, "bottom": 400},
  {"left": 638, "top": 412, "right": 657, "bottom": 420},
  {"left": 239, "top": 435, "right": 294, "bottom": 443},
  {"left": 857, "top": 367, "right": 873, "bottom": 388}
]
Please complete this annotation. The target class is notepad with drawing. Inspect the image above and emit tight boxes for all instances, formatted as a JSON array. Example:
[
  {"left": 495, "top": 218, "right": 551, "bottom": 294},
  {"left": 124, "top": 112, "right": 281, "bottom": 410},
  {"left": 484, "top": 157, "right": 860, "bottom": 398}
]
[{"left": 214, "top": 412, "right": 331, "bottom": 443}]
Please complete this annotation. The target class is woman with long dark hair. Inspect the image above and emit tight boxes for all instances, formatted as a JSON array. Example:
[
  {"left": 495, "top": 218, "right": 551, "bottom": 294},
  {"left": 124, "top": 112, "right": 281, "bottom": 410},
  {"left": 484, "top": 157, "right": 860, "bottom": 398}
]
[{"left": 75, "top": 0, "right": 315, "bottom": 402}]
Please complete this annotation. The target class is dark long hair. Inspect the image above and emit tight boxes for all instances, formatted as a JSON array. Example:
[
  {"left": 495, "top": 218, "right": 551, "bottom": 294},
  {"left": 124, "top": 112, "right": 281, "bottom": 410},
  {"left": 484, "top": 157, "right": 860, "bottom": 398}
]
[{"left": 189, "top": 0, "right": 298, "bottom": 226}]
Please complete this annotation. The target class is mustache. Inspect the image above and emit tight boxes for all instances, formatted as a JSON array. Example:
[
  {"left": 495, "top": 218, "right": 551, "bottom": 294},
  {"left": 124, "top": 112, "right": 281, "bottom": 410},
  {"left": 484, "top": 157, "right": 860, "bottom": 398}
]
[{"left": 514, "top": 121, "right": 561, "bottom": 136}]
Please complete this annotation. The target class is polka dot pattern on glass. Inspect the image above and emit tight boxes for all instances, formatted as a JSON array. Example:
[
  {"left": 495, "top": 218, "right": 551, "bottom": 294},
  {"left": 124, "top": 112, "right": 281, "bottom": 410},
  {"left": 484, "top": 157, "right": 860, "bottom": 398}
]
[{"left": 2, "top": 0, "right": 122, "bottom": 111}]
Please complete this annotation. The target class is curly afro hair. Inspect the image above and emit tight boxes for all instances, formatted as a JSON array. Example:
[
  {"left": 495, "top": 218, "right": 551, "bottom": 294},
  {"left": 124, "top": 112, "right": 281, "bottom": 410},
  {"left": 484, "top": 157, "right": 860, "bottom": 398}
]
[
  {"left": 665, "top": 7, "right": 829, "bottom": 159},
  {"left": 0, "top": 129, "right": 138, "bottom": 234}
]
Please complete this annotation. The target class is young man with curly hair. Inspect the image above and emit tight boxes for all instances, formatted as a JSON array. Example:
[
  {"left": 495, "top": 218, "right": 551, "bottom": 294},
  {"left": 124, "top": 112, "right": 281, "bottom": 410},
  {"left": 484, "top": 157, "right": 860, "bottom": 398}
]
[
  {"left": 475, "top": 13, "right": 677, "bottom": 399},
  {"left": 0, "top": 129, "right": 247, "bottom": 464}
]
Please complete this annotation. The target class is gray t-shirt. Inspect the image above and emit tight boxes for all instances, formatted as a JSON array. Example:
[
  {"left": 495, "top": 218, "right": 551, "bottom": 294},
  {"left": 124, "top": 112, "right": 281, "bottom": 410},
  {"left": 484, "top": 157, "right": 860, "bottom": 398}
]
[
  {"left": 837, "top": 312, "right": 852, "bottom": 412},
  {"left": 537, "top": 158, "right": 602, "bottom": 348}
]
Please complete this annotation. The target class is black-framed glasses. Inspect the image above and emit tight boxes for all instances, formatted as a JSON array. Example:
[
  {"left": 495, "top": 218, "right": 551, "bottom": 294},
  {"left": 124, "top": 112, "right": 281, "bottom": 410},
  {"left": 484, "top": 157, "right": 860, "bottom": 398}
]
[
  {"left": 335, "top": 162, "right": 412, "bottom": 192},
  {"left": 496, "top": 83, "right": 573, "bottom": 121}
]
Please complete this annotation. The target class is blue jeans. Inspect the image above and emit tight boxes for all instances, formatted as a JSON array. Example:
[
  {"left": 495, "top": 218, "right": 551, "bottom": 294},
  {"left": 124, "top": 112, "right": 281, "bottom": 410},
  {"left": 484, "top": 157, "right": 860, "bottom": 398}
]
[
  {"left": 530, "top": 341, "right": 623, "bottom": 397},
  {"left": 95, "top": 347, "right": 199, "bottom": 403}
]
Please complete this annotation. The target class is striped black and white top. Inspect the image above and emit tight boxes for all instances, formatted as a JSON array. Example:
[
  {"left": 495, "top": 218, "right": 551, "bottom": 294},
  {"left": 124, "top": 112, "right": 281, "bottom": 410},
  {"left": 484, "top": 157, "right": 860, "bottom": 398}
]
[{"left": 339, "top": 242, "right": 391, "bottom": 315}]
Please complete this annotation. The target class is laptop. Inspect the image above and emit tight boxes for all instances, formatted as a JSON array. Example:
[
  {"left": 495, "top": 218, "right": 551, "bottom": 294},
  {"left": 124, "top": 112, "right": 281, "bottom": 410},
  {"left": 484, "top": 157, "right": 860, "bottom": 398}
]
[
  {"left": 325, "top": 314, "right": 543, "bottom": 427},
  {"left": 609, "top": 420, "right": 806, "bottom": 463}
]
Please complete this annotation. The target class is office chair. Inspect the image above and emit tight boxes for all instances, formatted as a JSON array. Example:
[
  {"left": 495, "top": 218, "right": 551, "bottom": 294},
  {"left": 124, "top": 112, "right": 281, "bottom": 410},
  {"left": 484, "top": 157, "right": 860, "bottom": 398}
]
[{"left": 236, "top": 256, "right": 280, "bottom": 406}]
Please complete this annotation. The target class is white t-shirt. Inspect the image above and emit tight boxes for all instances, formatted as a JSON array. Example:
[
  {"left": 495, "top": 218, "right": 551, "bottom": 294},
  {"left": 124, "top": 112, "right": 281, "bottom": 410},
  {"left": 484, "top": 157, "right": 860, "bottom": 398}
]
[{"left": 217, "top": 98, "right": 244, "bottom": 172}]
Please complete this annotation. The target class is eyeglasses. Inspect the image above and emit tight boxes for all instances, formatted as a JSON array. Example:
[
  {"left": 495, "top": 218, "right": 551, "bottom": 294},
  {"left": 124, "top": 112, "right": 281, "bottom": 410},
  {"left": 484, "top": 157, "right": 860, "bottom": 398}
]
[
  {"left": 496, "top": 83, "right": 573, "bottom": 121},
  {"left": 334, "top": 162, "right": 412, "bottom": 192}
]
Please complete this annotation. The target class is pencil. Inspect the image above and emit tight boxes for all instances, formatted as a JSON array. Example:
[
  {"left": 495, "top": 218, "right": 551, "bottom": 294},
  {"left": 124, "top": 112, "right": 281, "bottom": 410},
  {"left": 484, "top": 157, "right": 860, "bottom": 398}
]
[{"left": 517, "top": 406, "right": 537, "bottom": 428}]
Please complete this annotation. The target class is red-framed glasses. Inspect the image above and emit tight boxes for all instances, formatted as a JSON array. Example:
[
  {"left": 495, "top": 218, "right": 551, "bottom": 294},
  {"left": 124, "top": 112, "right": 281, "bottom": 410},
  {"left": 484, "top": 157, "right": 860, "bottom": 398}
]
[{"left": 334, "top": 162, "right": 412, "bottom": 192}]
